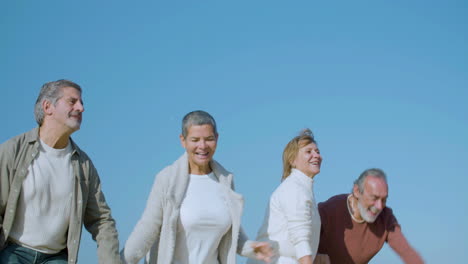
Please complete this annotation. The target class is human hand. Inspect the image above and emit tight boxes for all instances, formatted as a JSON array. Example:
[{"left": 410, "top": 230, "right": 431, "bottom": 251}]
[
  {"left": 298, "top": 255, "right": 313, "bottom": 264},
  {"left": 252, "top": 241, "right": 274, "bottom": 263},
  {"left": 313, "top": 254, "right": 330, "bottom": 264}
]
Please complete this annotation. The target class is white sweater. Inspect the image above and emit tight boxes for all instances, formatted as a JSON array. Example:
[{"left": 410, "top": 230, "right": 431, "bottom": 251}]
[{"left": 249, "top": 169, "right": 321, "bottom": 264}]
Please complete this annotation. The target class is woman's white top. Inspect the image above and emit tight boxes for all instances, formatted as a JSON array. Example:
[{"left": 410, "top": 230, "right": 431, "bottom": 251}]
[
  {"left": 10, "top": 139, "right": 73, "bottom": 254},
  {"left": 250, "top": 169, "right": 321, "bottom": 264},
  {"left": 173, "top": 173, "right": 232, "bottom": 264}
]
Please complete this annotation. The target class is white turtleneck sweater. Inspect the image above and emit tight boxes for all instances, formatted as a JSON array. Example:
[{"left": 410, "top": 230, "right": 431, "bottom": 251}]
[
  {"left": 249, "top": 169, "right": 321, "bottom": 264},
  {"left": 9, "top": 139, "right": 73, "bottom": 254}
]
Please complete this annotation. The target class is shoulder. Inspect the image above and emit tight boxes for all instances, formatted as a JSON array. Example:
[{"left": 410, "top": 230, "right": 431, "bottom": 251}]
[
  {"left": 318, "top": 194, "right": 348, "bottom": 211},
  {"left": 274, "top": 176, "right": 298, "bottom": 195},
  {"left": 0, "top": 129, "right": 36, "bottom": 150},
  {"left": 70, "top": 139, "right": 96, "bottom": 171},
  {"left": 272, "top": 176, "right": 310, "bottom": 203},
  {"left": 318, "top": 194, "right": 349, "bottom": 226},
  {"left": 0, "top": 129, "right": 37, "bottom": 159},
  {"left": 378, "top": 206, "right": 400, "bottom": 230},
  {"left": 155, "top": 164, "right": 175, "bottom": 182},
  {"left": 153, "top": 153, "right": 189, "bottom": 185},
  {"left": 211, "top": 158, "right": 235, "bottom": 187},
  {"left": 71, "top": 141, "right": 91, "bottom": 161},
  {"left": 211, "top": 159, "right": 233, "bottom": 178},
  {"left": 317, "top": 194, "right": 349, "bottom": 218}
]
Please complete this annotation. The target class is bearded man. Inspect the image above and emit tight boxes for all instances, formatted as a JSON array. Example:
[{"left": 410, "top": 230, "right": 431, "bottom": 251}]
[{"left": 313, "top": 168, "right": 424, "bottom": 264}]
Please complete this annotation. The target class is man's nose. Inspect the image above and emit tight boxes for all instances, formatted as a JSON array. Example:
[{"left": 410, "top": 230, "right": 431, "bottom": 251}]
[
  {"left": 375, "top": 199, "right": 384, "bottom": 210},
  {"left": 76, "top": 101, "right": 85, "bottom": 112}
]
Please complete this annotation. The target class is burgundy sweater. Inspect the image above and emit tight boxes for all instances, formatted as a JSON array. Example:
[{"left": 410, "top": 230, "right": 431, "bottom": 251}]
[{"left": 317, "top": 194, "right": 424, "bottom": 264}]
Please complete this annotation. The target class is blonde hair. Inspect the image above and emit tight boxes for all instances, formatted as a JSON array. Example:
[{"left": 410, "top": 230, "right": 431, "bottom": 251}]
[{"left": 282, "top": 128, "right": 317, "bottom": 180}]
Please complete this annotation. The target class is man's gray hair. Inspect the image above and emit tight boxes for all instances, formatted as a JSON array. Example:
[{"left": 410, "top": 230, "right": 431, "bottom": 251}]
[
  {"left": 181, "top": 110, "right": 217, "bottom": 138},
  {"left": 34, "top": 79, "right": 82, "bottom": 125},
  {"left": 353, "top": 168, "right": 387, "bottom": 193}
]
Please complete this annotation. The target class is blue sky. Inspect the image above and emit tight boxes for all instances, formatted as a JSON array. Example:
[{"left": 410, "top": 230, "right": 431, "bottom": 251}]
[{"left": 1, "top": 1, "right": 467, "bottom": 263}]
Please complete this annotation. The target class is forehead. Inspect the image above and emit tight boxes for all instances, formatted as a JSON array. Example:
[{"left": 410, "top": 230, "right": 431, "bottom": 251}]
[
  {"left": 186, "top": 124, "right": 215, "bottom": 137},
  {"left": 364, "top": 176, "right": 388, "bottom": 197},
  {"left": 299, "top": 142, "right": 318, "bottom": 150},
  {"left": 60, "top": 87, "right": 82, "bottom": 97}
]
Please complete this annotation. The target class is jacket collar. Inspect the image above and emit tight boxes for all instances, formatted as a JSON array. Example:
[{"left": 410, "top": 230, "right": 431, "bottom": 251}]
[{"left": 26, "top": 127, "right": 82, "bottom": 157}]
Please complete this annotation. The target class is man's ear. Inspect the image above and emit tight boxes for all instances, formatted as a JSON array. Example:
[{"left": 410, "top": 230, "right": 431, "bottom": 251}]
[
  {"left": 42, "top": 100, "right": 53, "bottom": 115},
  {"left": 353, "top": 184, "right": 360, "bottom": 197},
  {"left": 179, "top": 134, "right": 186, "bottom": 149}
]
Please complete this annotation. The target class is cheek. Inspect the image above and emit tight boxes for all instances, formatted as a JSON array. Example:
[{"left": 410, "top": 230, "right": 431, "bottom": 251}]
[
  {"left": 186, "top": 143, "right": 197, "bottom": 151},
  {"left": 362, "top": 198, "right": 373, "bottom": 208},
  {"left": 209, "top": 142, "right": 217, "bottom": 150}
]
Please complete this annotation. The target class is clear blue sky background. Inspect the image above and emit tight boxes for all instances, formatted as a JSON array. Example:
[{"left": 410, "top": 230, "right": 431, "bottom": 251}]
[{"left": 1, "top": 1, "right": 467, "bottom": 263}]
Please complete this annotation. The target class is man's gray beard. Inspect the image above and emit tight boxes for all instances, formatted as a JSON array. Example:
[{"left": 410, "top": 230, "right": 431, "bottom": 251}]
[{"left": 357, "top": 200, "right": 381, "bottom": 223}]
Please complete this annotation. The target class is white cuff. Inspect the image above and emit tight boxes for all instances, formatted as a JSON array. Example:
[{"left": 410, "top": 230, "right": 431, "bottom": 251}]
[{"left": 294, "top": 241, "right": 312, "bottom": 259}]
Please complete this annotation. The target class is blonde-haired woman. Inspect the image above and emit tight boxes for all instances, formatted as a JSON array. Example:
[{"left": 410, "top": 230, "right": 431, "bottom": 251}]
[{"left": 249, "top": 129, "right": 322, "bottom": 264}]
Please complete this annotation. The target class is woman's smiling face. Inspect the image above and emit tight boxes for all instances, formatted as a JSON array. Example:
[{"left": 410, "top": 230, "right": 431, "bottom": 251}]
[{"left": 180, "top": 124, "right": 218, "bottom": 175}]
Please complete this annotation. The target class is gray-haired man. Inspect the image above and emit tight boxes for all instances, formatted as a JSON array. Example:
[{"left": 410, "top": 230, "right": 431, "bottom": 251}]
[
  {"left": 314, "top": 168, "right": 424, "bottom": 264},
  {"left": 0, "top": 80, "right": 120, "bottom": 263}
]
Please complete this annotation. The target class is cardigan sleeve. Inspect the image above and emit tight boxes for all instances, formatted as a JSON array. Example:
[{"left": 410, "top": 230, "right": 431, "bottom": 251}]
[
  {"left": 238, "top": 227, "right": 258, "bottom": 258},
  {"left": 120, "top": 168, "right": 168, "bottom": 264}
]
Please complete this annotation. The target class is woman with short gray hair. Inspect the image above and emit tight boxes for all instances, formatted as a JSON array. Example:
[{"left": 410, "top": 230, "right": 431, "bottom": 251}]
[{"left": 121, "top": 110, "right": 272, "bottom": 264}]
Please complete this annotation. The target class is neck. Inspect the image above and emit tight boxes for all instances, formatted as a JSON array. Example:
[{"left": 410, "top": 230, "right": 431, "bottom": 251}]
[
  {"left": 188, "top": 162, "right": 212, "bottom": 175},
  {"left": 39, "top": 125, "right": 72, "bottom": 149},
  {"left": 347, "top": 194, "right": 365, "bottom": 223}
]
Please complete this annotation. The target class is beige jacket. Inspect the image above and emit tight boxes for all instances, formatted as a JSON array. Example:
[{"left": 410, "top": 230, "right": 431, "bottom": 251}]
[
  {"left": 121, "top": 153, "right": 256, "bottom": 264},
  {"left": 0, "top": 128, "right": 120, "bottom": 263}
]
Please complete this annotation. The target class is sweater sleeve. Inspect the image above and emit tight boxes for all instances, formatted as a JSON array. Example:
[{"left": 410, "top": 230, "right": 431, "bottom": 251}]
[
  {"left": 386, "top": 210, "right": 424, "bottom": 264},
  {"left": 387, "top": 224, "right": 425, "bottom": 264},
  {"left": 120, "top": 169, "right": 168, "bottom": 264},
  {"left": 277, "top": 181, "right": 316, "bottom": 259}
]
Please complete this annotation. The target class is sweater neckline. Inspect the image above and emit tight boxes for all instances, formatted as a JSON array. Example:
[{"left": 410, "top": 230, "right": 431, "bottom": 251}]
[{"left": 289, "top": 168, "right": 314, "bottom": 186}]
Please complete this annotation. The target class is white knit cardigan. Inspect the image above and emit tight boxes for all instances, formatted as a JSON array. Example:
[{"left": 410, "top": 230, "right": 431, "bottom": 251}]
[{"left": 120, "top": 153, "right": 256, "bottom": 264}]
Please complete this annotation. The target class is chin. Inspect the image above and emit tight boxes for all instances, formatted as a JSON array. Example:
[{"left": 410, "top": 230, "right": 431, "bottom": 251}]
[
  {"left": 364, "top": 212, "right": 381, "bottom": 223},
  {"left": 193, "top": 159, "right": 211, "bottom": 166}
]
